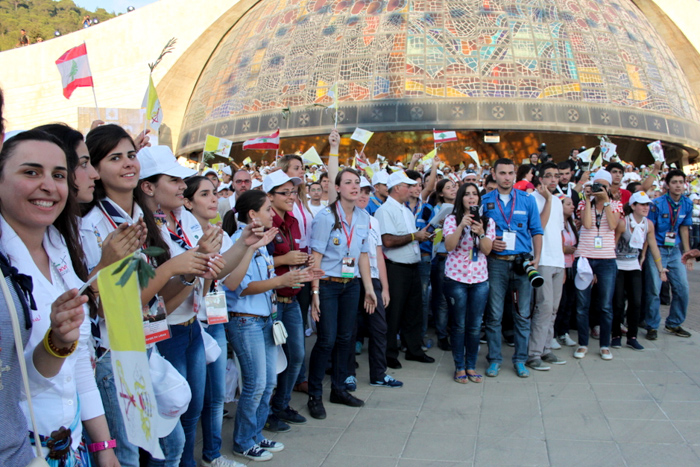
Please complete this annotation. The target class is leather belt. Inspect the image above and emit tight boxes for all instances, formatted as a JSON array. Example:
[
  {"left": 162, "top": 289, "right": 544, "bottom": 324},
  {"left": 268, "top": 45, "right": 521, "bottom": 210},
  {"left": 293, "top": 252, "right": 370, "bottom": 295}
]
[
  {"left": 276, "top": 296, "right": 296, "bottom": 304},
  {"left": 489, "top": 254, "right": 517, "bottom": 262},
  {"left": 229, "top": 312, "right": 268, "bottom": 319},
  {"left": 174, "top": 315, "right": 197, "bottom": 326},
  {"left": 321, "top": 277, "right": 354, "bottom": 284}
]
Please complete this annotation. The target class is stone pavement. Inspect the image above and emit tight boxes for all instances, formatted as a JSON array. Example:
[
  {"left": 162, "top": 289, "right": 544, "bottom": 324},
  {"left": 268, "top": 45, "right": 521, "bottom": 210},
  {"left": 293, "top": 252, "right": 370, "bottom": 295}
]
[{"left": 200, "top": 270, "right": 700, "bottom": 467}]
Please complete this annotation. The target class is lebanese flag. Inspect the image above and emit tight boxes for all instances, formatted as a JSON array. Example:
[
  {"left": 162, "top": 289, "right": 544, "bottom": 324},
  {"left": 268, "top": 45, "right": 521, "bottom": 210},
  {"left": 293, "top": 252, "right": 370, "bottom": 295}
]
[
  {"left": 433, "top": 130, "right": 458, "bottom": 144},
  {"left": 242, "top": 129, "right": 280, "bottom": 150},
  {"left": 56, "top": 44, "right": 94, "bottom": 99}
]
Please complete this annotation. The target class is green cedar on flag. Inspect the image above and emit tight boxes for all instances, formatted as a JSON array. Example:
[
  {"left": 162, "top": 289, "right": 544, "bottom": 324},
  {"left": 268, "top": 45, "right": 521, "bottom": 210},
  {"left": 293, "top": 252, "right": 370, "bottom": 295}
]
[
  {"left": 433, "top": 130, "right": 458, "bottom": 143},
  {"left": 242, "top": 129, "right": 280, "bottom": 150},
  {"left": 55, "top": 43, "right": 94, "bottom": 99}
]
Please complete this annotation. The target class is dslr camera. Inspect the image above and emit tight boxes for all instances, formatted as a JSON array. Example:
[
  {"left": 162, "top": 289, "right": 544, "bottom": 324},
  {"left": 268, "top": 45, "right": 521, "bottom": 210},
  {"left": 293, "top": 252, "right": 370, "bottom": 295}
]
[
  {"left": 513, "top": 254, "right": 544, "bottom": 288},
  {"left": 591, "top": 183, "right": 605, "bottom": 193}
]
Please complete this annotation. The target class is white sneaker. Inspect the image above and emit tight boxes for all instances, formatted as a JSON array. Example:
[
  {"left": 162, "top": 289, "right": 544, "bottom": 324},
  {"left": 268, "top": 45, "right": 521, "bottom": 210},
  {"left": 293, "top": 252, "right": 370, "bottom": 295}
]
[
  {"left": 200, "top": 455, "right": 246, "bottom": 467},
  {"left": 557, "top": 333, "right": 577, "bottom": 347},
  {"left": 550, "top": 338, "right": 562, "bottom": 350}
]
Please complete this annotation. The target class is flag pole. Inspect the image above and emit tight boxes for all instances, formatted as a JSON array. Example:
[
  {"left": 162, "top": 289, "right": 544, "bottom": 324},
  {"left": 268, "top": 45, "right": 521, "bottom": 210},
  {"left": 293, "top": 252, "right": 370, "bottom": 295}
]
[
  {"left": 334, "top": 107, "right": 338, "bottom": 129},
  {"left": 84, "top": 41, "right": 100, "bottom": 120}
]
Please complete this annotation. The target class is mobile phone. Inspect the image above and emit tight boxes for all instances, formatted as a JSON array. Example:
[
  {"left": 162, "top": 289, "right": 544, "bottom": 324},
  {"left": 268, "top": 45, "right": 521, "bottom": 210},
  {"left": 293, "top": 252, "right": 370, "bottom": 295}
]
[
  {"left": 426, "top": 224, "right": 436, "bottom": 234},
  {"left": 469, "top": 205, "right": 481, "bottom": 223}
]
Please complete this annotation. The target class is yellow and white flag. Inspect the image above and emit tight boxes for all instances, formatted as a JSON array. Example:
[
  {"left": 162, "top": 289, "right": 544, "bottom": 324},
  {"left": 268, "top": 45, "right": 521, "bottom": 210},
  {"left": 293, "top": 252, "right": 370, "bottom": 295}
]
[
  {"left": 420, "top": 148, "right": 437, "bottom": 165},
  {"left": 302, "top": 147, "right": 323, "bottom": 165},
  {"left": 141, "top": 75, "right": 163, "bottom": 132},
  {"left": 577, "top": 147, "right": 596, "bottom": 163},
  {"left": 464, "top": 147, "right": 480, "bottom": 168},
  {"left": 351, "top": 128, "right": 374, "bottom": 145},
  {"left": 204, "top": 135, "right": 233, "bottom": 159}
]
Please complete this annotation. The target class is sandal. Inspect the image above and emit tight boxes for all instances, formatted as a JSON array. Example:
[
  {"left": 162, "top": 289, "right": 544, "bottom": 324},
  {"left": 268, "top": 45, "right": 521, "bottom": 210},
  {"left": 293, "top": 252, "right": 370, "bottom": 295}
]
[
  {"left": 454, "top": 370, "right": 468, "bottom": 384},
  {"left": 466, "top": 371, "right": 483, "bottom": 383}
]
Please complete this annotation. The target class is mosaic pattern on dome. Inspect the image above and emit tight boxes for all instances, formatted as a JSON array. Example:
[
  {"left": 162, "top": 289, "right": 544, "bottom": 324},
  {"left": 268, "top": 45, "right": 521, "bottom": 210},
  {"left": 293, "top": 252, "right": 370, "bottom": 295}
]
[{"left": 182, "top": 0, "right": 699, "bottom": 131}]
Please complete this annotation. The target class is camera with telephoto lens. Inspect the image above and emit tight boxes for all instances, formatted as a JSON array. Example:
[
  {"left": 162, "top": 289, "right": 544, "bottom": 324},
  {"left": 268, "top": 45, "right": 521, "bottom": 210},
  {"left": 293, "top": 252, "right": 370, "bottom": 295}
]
[
  {"left": 591, "top": 183, "right": 604, "bottom": 193},
  {"left": 513, "top": 254, "right": 544, "bottom": 288}
]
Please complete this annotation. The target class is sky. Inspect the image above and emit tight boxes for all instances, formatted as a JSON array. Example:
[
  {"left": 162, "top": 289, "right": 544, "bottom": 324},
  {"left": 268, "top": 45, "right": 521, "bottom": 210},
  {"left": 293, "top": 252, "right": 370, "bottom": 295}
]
[{"left": 73, "top": 0, "right": 159, "bottom": 14}]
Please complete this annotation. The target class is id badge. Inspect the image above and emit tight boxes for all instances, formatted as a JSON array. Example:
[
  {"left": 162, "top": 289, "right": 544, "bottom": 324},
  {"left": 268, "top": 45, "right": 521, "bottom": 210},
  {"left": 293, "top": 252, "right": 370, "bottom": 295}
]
[
  {"left": 664, "top": 232, "right": 676, "bottom": 247},
  {"left": 341, "top": 257, "right": 355, "bottom": 278},
  {"left": 502, "top": 231, "right": 517, "bottom": 251},
  {"left": 594, "top": 236, "right": 603, "bottom": 249},
  {"left": 192, "top": 279, "right": 203, "bottom": 316},
  {"left": 205, "top": 292, "right": 228, "bottom": 325},
  {"left": 143, "top": 296, "right": 170, "bottom": 344}
]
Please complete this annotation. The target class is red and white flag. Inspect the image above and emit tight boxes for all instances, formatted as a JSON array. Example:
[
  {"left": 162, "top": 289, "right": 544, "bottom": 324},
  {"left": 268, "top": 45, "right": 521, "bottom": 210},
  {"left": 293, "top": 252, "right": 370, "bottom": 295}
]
[
  {"left": 433, "top": 130, "right": 458, "bottom": 144},
  {"left": 242, "top": 129, "right": 280, "bottom": 150},
  {"left": 55, "top": 44, "right": 94, "bottom": 99}
]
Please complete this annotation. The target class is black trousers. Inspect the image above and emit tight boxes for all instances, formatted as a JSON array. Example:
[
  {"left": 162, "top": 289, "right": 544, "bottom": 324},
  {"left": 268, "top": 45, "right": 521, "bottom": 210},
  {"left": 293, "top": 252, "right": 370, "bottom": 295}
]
[
  {"left": 350, "top": 278, "right": 389, "bottom": 382},
  {"left": 554, "top": 267, "right": 576, "bottom": 336},
  {"left": 385, "top": 260, "right": 425, "bottom": 359},
  {"left": 613, "top": 269, "right": 642, "bottom": 339}
]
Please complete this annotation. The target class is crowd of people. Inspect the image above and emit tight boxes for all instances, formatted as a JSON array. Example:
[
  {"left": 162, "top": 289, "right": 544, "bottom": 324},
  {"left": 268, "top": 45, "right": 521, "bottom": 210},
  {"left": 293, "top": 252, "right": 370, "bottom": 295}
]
[{"left": 2, "top": 84, "right": 700, "bottom": 467}]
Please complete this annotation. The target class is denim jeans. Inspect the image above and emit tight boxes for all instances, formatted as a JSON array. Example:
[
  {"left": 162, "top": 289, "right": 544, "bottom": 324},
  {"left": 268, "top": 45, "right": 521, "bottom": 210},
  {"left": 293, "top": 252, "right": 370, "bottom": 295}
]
[
  {"left": 418, "top": 255, "right": 431, "bottom": 337},
  {"left": 226, "top": 315, "right": 276, "bottom": 453},
  {"left": 574, "top": 258, "right": 617, "bottom": 348},
  {"left": 96, "top": 351, "right": 185, "bottom": 467},
  {"left": 271, "top": 299, "right": 304, "bottom": 413},
  {"left": 308, "top": 279, "right": 360, "bottom": 397},
  {"left": 201, "top": 323, "right": 226, "bottom": 463},
  {"left": 485, "top": 258, "right": 532, "bottom": 364},
  {"left": 156, "top": 320, "right": 206, "bottom": 467},
  {"left": 444, "top": 278, "right": 489, "bottom": 371},
  {"left": 431, "top": 255, "right": 449, "bottom": 340},
  {"left": 643, "top": 246, "right": 689, "bottom": 329}
]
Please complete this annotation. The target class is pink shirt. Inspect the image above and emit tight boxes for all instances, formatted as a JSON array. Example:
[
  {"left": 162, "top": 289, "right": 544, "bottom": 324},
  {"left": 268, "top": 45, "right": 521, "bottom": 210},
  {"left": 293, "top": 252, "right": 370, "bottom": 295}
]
[
  {"left": 575, "top": 200, "right": 623, "bottom": 259},
  {"left": 562, "top": 224, "right": 577, "bottom": 268},
  {"left": 443, "top": 214, "right": 496, "bottom": 284}
]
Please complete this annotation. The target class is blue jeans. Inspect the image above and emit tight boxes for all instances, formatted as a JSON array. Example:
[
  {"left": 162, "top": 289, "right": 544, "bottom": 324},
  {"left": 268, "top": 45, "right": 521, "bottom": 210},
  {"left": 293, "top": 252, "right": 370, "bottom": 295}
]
[
  {"left": 156, "top": 321, "right": 206, "bottom": 467},
  {"left": 95, "top": 351, "right": 185, "bottom": 467},
  {"left": 418, "top": 255, "right": 431, "bottom": 337},
  {"left": 644, "top": 246, "right": 689, "bottom": 329},
  {"left": 308, "top": 279, "right": 360, "bottom": 397},
  {"left": 575, "top": 258, "right": 617, "bottom": 348},
  {"left": 444, "top": 278, "right": 489, "bottom": 371},
  {"left": 226, "top": 315, "right": 276, "bottom": 453},
  {"left": 431, "top": 255, "right": 449, "bottom": 340},
  {"left": 484, "top": 258, "right": 532, "bottom": 364},
  {"left": 201, "top": 323, "right": 226, "bottom": 463},
  {"left": 271, "top": 299, "right": 304, "bottom": 413}
]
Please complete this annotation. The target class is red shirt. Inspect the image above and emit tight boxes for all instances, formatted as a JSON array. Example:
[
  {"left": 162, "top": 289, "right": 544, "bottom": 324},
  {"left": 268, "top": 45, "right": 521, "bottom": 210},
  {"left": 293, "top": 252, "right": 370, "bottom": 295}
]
[
  {"left": 271, "top": 209, "right": 303, "bottom": 297},
  {"left": 613, "top": 188, "right": 631, "bottom": 206}
]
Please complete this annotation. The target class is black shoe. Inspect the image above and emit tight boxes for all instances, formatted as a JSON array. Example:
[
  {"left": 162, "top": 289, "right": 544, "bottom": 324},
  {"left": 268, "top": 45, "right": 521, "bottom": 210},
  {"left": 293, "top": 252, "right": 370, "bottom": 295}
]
[
  {"left": 276, "top": 406, "right": 307, "bottom": 425},
  {"left": 437, "top": 337, "right": 451, "bottom": 351},
  {"left": 665, "top": 325, "right": 691, "bottom": 338},
  {"left": 646, "top": 329, "right": 658, "bottom": 340},
  {"left": 405, "top": 353, "right": 435, "bottom": 363},
  {"left": 264, "top": 413, "right": 291, "bottom": 432},
  {"left": 329, "top": 389, "right": 364, "bottom": 407},
  {"left": 307, "top": 396, "right": 326, "bottom": 420},
  {"left": 387, "top": 357, "right": 402, "bottom": 369}
]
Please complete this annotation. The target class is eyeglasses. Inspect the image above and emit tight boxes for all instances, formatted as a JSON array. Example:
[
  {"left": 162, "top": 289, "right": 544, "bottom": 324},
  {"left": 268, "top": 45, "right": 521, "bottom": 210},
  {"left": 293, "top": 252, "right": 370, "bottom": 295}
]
[{"left": 272, "top": 190, "right": 297, "bottom": 197}]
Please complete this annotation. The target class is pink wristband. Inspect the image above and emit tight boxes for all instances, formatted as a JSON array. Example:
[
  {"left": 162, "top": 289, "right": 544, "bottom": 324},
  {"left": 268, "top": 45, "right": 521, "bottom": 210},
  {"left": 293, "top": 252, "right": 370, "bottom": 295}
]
[{"left": 88, "top": 439, "right": 116, "bottom": 453}]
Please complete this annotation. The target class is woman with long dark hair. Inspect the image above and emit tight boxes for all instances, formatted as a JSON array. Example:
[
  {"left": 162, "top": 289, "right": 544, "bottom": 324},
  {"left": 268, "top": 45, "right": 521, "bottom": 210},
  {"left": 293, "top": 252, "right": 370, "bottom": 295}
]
[{"left": 443, "top": 182, "right": 495, "bottom": 384}]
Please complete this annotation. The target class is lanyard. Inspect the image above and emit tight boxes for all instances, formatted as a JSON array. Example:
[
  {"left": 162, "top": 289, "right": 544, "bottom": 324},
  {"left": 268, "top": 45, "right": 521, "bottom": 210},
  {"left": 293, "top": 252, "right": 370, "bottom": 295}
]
[
  {"left": 406, "top": 199, "right": 422, "bottom": 220},
  {"left": 168, "top": 213, "right": 193, "bottom": 250},
  {"left": 496, "top": 190, "right": 516, "bottom": 230},
  {"left": 666, "top": 197, "right": 680, "bottom": 229},
  {"left": 340, "top": 214, "right": 354, "bottom": 255},
  {"left": 594, "top": 203, "right": 604, "bottom": 234}
]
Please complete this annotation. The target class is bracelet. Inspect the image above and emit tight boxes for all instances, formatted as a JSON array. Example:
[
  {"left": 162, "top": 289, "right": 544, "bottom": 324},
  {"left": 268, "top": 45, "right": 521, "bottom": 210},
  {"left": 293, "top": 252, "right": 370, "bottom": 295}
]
[
  {"left": 329, "top": 153, "right": 339, "bottom": 157},
  {"left": 88, "top": 439, "right": 117, "bottom": 453},
  {"left": 411, "top": 233, "right": 415, "bottom": 242},
  {"left": 180, "top": 275, "right": 196, "bottom": 286},
  {"left": 43, "top": 329, "right": 77, "bottom": 358},
  {"left": 654, "top": 257, "right": 661, "bottom": 262},
  {"left": 312, "top": 290, "right": 320, "bottom": 295}
]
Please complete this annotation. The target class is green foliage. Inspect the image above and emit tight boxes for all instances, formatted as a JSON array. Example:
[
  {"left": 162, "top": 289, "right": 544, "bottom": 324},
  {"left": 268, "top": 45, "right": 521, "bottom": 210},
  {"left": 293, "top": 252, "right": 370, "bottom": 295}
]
[
  {"left": 0, "top": 0, "right": 116, "bottom": 52},
  {"left": 112, "top": 247, "right": 164, "bottom": 289}
]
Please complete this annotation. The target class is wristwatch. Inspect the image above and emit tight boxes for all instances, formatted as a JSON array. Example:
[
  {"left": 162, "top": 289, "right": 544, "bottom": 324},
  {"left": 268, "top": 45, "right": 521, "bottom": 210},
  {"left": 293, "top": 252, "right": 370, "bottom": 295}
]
[
  {"left": 603, "top": 202, "right": 611, "bottom": 208},
  {"left": 311, "top": 289, "right": 320, "bottom": 295},
  {"left": 88, "top": 439, "right": 117, "bottom": 453},
  {"left": 479, "top": 234, "right": 486, "bottom": 239}
]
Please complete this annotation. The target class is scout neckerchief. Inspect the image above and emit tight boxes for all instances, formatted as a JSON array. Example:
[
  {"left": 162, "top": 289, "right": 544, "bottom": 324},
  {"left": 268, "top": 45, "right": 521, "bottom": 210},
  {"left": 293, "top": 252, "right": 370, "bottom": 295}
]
[{"left": 168, "top": 213, "right": 193, "bottom": 250}]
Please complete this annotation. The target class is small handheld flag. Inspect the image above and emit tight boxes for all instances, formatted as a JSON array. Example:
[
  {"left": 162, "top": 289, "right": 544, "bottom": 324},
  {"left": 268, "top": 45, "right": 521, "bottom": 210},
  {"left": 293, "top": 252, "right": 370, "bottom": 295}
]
[
  {"left": 433, "top": 130, "right": 458, "bottom": 144},
  {"left": 243, "top": 130, "right": 280, "bottom": 151},
  {"left": 56, "top": 43, "right": 94, "bottom": 99},
  {"left": 351, "top": 128, "right": 374, "bottom": 145},
  {"left": 302, "top": 147, "right": 323, "bottom": 165},
  {"left": 142, "top": 75, "right": 163, "bottom": 132}
]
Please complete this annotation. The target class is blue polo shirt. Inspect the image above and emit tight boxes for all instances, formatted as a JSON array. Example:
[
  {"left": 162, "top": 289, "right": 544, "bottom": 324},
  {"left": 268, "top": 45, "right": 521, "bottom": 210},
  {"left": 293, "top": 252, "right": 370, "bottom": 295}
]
[
  {"left": 366, "top": 195, "right": 384, "bottom": 216},
  {"left": 647, "top": 194, "right": 693, "bottom": 247},
  {"left": 310, "top": 203, "right": 370, "bottom": 277},
  {"left": 481, "top": 188, "right": 543, "bottom": 256}
]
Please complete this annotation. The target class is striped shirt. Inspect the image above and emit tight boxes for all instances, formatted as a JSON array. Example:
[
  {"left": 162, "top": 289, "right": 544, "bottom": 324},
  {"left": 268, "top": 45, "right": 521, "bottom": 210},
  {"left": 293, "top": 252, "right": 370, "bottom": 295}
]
[{"left": 575, "top": 200, "right": 623, "bottom": 259}]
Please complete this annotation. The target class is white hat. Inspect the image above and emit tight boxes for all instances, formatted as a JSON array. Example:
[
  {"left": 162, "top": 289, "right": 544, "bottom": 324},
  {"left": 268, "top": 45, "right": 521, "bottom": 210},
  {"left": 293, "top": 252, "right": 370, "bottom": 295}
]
[
  {"left": 360, "top": 176, "right": 375, "bottom": 193},
  {"left": 251, "top": 179, "right": 263, "bottom": 190},
  {"left": 217, "top": 183, "right": 231, "bottom": 193},
  {"left": 436, "top": 170, "right": 444, "bottom": 177},
  {"left": 150, "top": 352, "right": 192, "bottom": 437},
  {"left": 690, "top": 193, "right": 700, "bottom": 201},
  {"left": 372, "top": 170, "right": 389, "bottom": 186},
  {"left": 630, "top": 191, "right": 652, "bottom": 204},
  {"left": 202, "top": 168, "right": 218, "bottom": 178},
  {"left": 462, "top": 171, "right": 477, "bottom": 180},
  {"left": 575, "top": 257, "right": 594, "bottom": 291},
  {"left": 592, "top": 170, "right": 613, "bottom": 185},
  {"left": 138, "top": 146, "right": 197, "bottom": 180},
  {"left": 221, "top": 166, "right": 232, "bottom": 176},
  {"left": 387, "top": 170, "right": 417, "bottom": 189},
  {"left": 396, "top": 161, "right": 405, "bottom": 167},
  {"left": 263, "top": 170, "right": 301, "bottom": 193}
]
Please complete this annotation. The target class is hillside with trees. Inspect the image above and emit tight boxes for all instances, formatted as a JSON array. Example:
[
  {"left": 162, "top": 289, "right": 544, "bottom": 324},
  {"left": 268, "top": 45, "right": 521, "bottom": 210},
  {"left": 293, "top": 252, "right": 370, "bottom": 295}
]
[{"left": 0, "top": 0, "right": 116, "bottom": 51}]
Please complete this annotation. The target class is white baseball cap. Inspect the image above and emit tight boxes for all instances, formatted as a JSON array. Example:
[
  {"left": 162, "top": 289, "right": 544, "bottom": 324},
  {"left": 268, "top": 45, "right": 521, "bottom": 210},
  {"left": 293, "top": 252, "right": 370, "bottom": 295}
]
[
  {"left": 138, "top": 146, "right": 197, "bottom": 180},
  {"left": 630, "top": 191, "right": 652, "bottom": 204},
  {"left": 217, "top": 183, "right": 231, "bottom": 193},
  {"left": 592, "top": 170, "right": 613, "bottom": 185},
  {"left": 462, "top": 171, "right": 477, "bottom": 180},
  {"left": 221, "top": 166, "right": 232, "bottom": 176},
  {"left": 372, "top": 170, "right": 389, "bottom": 186},
  {"left": 150, "top": 352, "right": 192, "bottom": 437},
  {"left": 387, "top": 171, "right": 417, "bottom": 189},
  {"left": 202, "top": 168, "right": 218, "bottom": 178},
  {"left": 251, "top": 179, "right": 263, "bottom": 190},
  {"left": 360, "top": 176, "right": 375, "bottom": 193},
  {"left": 263, "top": 170, "right": 301, "bottom": 193},
  {"left": 575, "top": 257, "right": 594, "bottom": 291}
]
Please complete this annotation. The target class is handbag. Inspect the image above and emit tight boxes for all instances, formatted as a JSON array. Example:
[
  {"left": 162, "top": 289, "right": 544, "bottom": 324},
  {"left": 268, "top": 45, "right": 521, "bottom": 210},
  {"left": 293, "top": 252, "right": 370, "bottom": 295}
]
[
  {"left": 272, "top": 320, "right": 288, "bottom": 346},
  {"left": 1, "top": 269, "right": 51, "bottom": 467}
]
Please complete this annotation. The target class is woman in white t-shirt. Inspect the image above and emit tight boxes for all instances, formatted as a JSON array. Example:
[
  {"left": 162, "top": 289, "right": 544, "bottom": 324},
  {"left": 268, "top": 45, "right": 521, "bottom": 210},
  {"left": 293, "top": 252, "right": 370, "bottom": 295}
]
[
  {"left": 612, "top": 191, "right": 666, "bottom": 352},
  {"left": 443, "top": 183, "right": 495, "bottom": 384}
]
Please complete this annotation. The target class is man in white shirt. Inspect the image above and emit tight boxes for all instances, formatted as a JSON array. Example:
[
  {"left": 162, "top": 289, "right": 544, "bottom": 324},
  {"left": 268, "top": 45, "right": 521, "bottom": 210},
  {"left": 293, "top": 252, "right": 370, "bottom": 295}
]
[
  {"left": 528, "top": 162, "right": 567, "bottom": 370},
  {"left": 217, "top": 169, "right": 251, "bottom": 219},
  {"left": 375, "top": 171, "right": 433, "bottom": 369}
]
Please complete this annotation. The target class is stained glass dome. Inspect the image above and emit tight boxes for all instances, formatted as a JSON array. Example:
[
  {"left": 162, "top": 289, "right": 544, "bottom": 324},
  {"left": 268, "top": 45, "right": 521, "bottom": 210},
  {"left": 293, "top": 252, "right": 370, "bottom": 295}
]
[{"left": 178, "top": 0, "right": 700, "bottom": 152}]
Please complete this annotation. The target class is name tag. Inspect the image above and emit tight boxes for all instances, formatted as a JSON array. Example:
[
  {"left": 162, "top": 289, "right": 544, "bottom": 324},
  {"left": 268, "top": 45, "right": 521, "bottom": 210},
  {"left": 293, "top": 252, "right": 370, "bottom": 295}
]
[
  {"left": 143, "top": 296, "right": 170, "bottom": 344},
  {"left": 514, "top": 210, "right": 527, "bottom": 215},
  {"left": 503, "top": 231, "right": 517, "bottom": 250},
  {"left": 205, "top": 292, "right": 228, "bottom": 325},
  {"left": 341, "top": 257, "right": 355, "bottom": 278},
  {"left": 664, "top": 232, "right": 676, "bottom": 247},
  {"left": 594, "top": 236, "right": 603, "bottom": 249}
]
